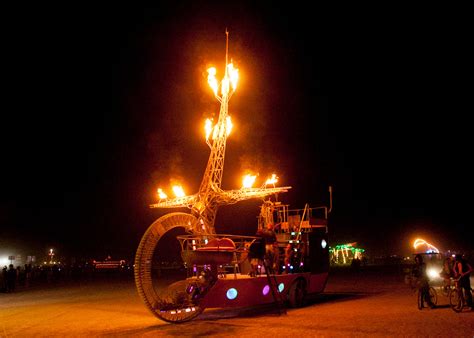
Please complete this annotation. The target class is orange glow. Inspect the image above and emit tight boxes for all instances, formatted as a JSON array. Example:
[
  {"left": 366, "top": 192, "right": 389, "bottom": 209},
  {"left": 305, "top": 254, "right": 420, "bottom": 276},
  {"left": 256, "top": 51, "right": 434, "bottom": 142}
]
[
  {"left": 207, "top": 67, "right": 218, "bottom": 96},
  {"left": 265, "top": 174, "right": 278, "bottom": 186},
  {"left": 205, "top": 118, "right": 213, "bottom": 141},
  {"left": 242, "top": 174, "right": 256, "bottom": 188},
  {"left": 221, "top": 77, "right": 229, "bottom": 96},
  {"left": 207, "top": 63, "right": 239, "bottom": 97},
  {"left": 227, "top": 63, "right": 238, "bottom": 91},
  {"left": 172, "top": 185, "right": 186, "bottom": 198},
  {"left": 157, "top": 188, "right": 167, "bottom": 200},
  {"left": 413, "top": 238, "right": 439, "bottom": 253},
  {"left": 226, "top": 116, "right": 233, "bottom": 136}
]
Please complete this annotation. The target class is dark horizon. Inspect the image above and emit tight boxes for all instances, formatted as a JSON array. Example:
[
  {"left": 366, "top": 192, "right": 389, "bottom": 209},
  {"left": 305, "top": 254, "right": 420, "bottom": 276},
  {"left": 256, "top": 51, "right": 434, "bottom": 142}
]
[{"left": 1, "top": 4, "right": 472, "bottom": 262}]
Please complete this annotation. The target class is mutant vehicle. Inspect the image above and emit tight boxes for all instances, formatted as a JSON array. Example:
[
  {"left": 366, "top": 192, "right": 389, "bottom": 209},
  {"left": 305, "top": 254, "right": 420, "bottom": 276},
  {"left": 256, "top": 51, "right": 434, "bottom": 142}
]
[{"left": 134, "top": 31, "right": 332, "bottom": 323}]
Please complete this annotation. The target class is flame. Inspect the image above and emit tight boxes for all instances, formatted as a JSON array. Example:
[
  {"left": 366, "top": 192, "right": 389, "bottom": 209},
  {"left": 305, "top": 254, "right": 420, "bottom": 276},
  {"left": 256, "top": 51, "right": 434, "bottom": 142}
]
[
  {"left": 221, "top": 77, "right": 229, "bottom": 96},
  {"left": 227, "top": 63, "right": 238, "bottom": 91},
  {"left": 265, "top": 174, "right": 278, "bottom": 186},
  {"left": 226, "top": 116, "right": 233, "bottom": 136},
  {"left": 207, "top": 63, "right": 238, "bottom": 97},
  {"left": 207, "top": 67, "right": 218, "bottom": 96},
  {"left": 157, "top": 188, "right": 168, "bottom": 200},
  {"left": 172, "top": 185, "right": 186, "bottom": 198},
  {"left": 242, "top": 174, "right": 256, "bottom": 188},
  {"left": 413, "top": 238, "right": 439, "bottom": 253},
  {"left": 205, "top": 118, "right": 213, "bottom": 141}
]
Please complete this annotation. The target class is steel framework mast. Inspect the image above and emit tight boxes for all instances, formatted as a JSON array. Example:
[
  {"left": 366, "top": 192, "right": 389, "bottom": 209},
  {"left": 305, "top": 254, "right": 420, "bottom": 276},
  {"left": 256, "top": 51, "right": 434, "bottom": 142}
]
[{"left": 150, "top": 31, "right": 290, "bottom": 234}]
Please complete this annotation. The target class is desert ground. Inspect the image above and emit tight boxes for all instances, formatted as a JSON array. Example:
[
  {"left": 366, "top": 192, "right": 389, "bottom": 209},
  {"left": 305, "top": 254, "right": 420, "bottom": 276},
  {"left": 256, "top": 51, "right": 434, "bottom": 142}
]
[{"left": 1, "top": 266, "right": 472, "bottom": 337}]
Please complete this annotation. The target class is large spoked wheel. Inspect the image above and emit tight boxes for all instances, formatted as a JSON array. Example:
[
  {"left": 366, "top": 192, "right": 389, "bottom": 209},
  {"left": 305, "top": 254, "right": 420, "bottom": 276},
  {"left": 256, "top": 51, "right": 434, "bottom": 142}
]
[
  {"left": 449, "top": 288, "right": 463, "bottom": 313},
  {"left": 134, "top": 212, "right": 204, "bottom": 323},
  {"left": 288, "top": 278, "right": 307, "bottom": 308}
]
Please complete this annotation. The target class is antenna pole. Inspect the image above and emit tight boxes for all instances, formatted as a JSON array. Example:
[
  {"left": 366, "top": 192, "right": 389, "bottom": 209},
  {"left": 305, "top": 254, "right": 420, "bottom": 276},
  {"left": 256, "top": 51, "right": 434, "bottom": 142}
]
[{"left": 225, "top": 29, "right": 229, "bottom": 75}]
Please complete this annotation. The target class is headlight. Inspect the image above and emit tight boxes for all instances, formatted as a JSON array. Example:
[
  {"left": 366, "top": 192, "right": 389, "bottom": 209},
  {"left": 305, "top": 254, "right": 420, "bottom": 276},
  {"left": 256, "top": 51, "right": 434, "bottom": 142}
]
[{"left": 427, "top": 268, "right": 440, "bottom": 279}]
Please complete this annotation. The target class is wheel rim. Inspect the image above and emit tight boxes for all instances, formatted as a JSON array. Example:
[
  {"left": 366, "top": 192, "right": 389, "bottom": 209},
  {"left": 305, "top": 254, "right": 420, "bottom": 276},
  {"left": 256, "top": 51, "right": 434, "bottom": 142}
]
[
  {"left": 449, "top": 289, "right": 462, "bottom": 312},
  {"left": 134, "top": 212, "right": 203, "bottom": 322}
]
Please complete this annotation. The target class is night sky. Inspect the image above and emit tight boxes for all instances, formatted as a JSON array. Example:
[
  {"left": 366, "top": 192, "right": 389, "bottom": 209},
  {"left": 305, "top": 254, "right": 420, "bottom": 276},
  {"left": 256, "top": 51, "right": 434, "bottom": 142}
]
[{"left": 1, "top": 4, "right": 472, "bottom": 261}]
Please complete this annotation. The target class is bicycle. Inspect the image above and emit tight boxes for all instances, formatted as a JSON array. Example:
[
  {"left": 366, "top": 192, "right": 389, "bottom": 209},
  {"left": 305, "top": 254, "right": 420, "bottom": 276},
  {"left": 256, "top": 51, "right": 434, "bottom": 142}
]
[
  {"left": 406, "top": 274, "right": 437, "bottom": 310},
  {"left": 449, "top": 278, "right": 473, "bottom": 312},
  {"left": 417, "top": 284, "right": 437, "bottom": 310},
  {"left": 439, "top": 273, "right": 455, "bottom": 297}
]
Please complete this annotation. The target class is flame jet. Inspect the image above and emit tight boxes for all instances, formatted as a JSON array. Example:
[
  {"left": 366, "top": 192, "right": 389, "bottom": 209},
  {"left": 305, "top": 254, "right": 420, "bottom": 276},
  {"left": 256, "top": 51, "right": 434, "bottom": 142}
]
[{"left": 149, "top": 31, "right": 291, "bottom": 234}]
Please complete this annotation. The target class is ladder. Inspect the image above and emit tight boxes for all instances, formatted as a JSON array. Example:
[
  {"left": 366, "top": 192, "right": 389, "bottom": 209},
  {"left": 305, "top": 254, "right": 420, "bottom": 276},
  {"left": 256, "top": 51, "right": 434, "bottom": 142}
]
[{"left": 262, "top": 258, "right": 287, "bottom": 315}]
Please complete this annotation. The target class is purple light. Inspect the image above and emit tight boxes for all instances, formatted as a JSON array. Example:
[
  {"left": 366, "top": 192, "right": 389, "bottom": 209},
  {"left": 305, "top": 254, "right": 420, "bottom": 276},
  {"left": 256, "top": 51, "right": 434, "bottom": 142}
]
[{"left": 262, "top": 285, "right": 270, "bottom": 296}]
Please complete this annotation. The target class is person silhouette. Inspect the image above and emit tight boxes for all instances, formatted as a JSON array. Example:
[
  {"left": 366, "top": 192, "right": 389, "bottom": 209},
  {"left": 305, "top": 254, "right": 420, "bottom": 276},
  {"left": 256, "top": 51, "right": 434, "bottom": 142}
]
[{"left": 7, "top": 264, "right": 17, "bottom": 292}]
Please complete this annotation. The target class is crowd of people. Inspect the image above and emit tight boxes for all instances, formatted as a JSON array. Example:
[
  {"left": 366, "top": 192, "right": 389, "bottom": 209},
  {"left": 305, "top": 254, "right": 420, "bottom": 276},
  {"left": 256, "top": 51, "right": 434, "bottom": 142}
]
[
  {"left": 1, "top": 263, "right": 67, "bottom": 293},
  {"left": 412, "top": 253, "right": 473, "bottom": 310},
  {"left": 1, "top": 261, "right": 133, "bottom": 293}
]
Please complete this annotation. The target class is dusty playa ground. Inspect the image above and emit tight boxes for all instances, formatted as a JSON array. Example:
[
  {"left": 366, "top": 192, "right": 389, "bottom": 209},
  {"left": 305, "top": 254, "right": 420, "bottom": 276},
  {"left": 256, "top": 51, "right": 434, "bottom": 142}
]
[{"left": 1, "top": 267, "right": 472, "bottom": 337}]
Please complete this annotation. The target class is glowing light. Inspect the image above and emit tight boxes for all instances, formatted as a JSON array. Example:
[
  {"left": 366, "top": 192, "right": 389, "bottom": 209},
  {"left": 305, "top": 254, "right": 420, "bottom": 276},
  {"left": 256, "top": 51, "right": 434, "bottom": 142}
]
[
  {"left": 157, "top": 188, "right": 167, "bottom": 200},
  {"left": 205, "top": 118, "right": 213, "bottom": 141},
  {"left": 227, "top": 63, "right": 238, "bottom": 91},
  {"left": 172, "top": 185, "right": 185, "bottom": 198},
  {"left": 329, "top": 243, "right": 365, "bottom": 265},
  {"left": 427, "top": 268, "right": 441, "bottom": 280},
  {"left": 413, "top": 238, "right": 439, "bottom": 253},
  {"left": 262, "top": 285, "right": 270, "bottom": 296},
  {"left": 221, "top": 77, "right": 229, "bottom": 96},
  {"left": 242, "top": 174, "right": 257, "bottom": 188},
  {"left": 207, "top": 67, "right": 218, "bottom": 96},
  {"left": 321, "top": 239, "right": 327, "bottom": 249},
  {"left": 265, "top": 174, "right": 278, "bottom": 186},
  {"left": 226, "top": 116, "right": 233, "bottom": 136},
  {"left": 207, "top": 61, "right": 238, "bottom": 98},
  {"left": 278, "top": 283, "right": 285, "bottom": 293},
  {"left": 226, "top": 288, "right": 238, "bottom": 300}
]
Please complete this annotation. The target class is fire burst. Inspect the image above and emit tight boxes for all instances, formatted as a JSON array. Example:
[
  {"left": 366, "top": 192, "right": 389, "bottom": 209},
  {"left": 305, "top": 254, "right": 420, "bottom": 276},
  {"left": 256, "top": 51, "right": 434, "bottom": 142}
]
[{"left": 149, "top": 30, "right": 291, "bottom": 234}]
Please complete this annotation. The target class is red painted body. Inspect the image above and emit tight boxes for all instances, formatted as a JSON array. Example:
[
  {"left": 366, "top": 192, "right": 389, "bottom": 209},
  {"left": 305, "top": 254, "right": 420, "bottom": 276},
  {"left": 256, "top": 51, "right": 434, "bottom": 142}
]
[{"left": 200, "top": 272, "right": 328, "bottom": 308}]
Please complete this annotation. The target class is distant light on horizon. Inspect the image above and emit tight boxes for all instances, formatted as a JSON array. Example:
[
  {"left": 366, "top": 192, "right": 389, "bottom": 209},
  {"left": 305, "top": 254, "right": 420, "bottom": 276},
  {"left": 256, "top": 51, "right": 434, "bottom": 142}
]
[{"left": 413, "top": 238, "right": 439, "bottom": 253}]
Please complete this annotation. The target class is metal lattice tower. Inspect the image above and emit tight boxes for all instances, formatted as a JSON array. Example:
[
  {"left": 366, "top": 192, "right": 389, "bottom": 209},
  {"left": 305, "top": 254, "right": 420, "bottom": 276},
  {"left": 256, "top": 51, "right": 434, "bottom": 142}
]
[{"left": 149, "top": 31, "right": 290, "bottom": 234}]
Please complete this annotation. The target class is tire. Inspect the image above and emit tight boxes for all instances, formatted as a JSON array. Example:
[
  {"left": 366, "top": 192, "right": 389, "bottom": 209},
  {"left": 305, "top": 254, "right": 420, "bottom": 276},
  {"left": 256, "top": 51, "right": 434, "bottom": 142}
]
[
  {"left": 428, "top": 287, "right": 437, "bottom": 306},
  {"left": 449, "top": 288, "right": 463, "bottom": 313},
  {"left": 288, "top": 278, "right": 307, "bottom": 308}
]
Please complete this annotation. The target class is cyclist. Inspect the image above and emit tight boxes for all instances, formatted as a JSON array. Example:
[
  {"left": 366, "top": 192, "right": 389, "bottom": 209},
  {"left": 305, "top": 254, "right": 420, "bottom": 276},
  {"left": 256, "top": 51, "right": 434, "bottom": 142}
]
[
  {"left": 453, "top": 254, "right": 473, "bottom": 309},
  {"left": 440, "top": 255, "right": 454, "bottom": 292},
  {"left": 412, "top": 254, "right": 435, "bottom": 308}
]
